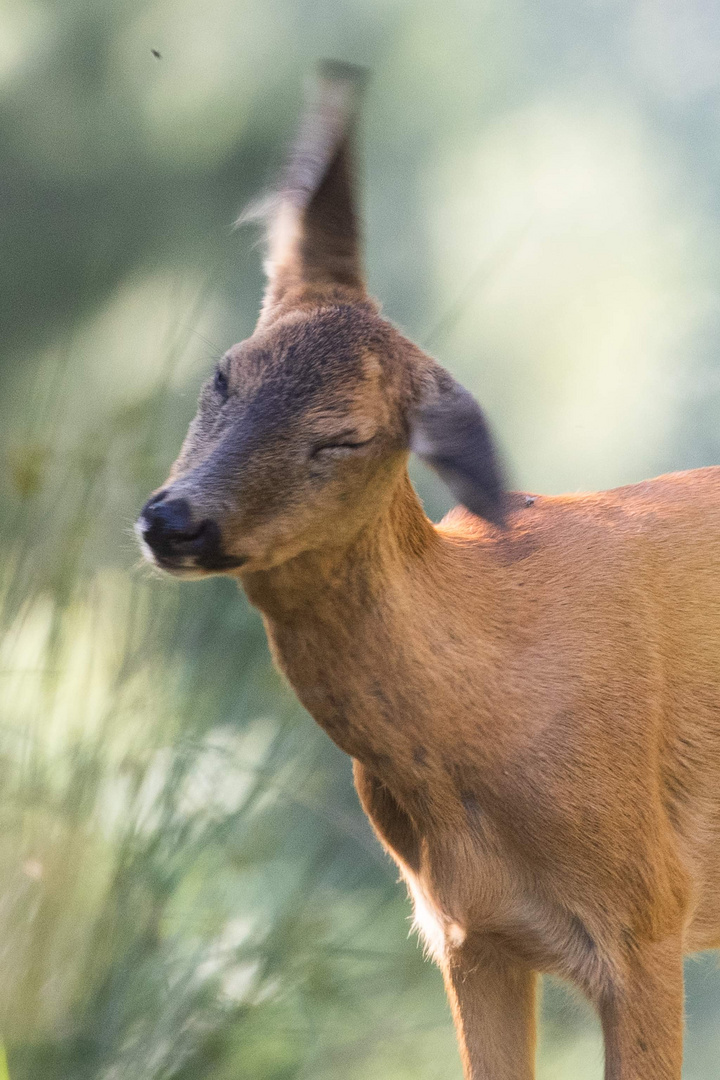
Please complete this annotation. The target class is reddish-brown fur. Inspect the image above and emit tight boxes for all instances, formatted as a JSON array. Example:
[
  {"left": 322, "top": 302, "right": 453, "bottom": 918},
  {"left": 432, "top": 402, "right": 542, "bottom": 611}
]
[{"left": 137, "top": 65, "right": 720, "bottom": 1079}]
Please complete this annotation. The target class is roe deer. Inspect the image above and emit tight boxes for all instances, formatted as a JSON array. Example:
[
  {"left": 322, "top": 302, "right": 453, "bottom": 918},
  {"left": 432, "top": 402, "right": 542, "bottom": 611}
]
[{"left": 136, "top": 62, "right": 720, "bottom": 1079}]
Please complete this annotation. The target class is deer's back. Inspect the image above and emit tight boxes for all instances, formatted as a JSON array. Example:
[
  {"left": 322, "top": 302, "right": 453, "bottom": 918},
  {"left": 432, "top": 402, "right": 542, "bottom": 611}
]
[{"left": 435, "top": 465, "right": 720, "bottom": 953}]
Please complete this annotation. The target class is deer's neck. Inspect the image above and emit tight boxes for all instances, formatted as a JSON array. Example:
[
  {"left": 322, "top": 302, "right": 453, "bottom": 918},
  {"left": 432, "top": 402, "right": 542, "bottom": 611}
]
[{"left": 241, "top": 475, "right": 501, "bottom": 801}]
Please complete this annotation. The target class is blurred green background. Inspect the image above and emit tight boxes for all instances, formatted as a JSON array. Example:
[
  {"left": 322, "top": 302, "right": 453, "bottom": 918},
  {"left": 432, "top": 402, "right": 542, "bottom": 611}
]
[{"left": 2, "top": 0, "right": 720, "bottom": 1076}]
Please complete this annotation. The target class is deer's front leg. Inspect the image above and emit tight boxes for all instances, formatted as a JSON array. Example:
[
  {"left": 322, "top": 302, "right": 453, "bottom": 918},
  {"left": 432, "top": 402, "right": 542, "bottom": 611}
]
[
  {"left": 598, "top": 934, "right": 684, "bottom": 1080},
  {"left": 443, "top": 939, "right": 537, "bottom": 1080}
]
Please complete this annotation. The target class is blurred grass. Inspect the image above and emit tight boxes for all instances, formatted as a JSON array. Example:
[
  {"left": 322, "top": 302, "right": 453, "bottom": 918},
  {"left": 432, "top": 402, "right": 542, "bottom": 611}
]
[{"left": 2, "top": 0, "right": 720, "bottom": 1076}]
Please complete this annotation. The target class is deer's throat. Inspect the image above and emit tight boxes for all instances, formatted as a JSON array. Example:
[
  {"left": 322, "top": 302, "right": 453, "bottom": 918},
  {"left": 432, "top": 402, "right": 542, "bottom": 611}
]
[{"left": 243, "top": 478, "right": 442, "bottom": 762}]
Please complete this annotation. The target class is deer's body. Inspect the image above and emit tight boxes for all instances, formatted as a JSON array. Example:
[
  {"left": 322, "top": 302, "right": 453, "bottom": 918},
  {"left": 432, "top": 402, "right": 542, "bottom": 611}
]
[
  {"left": 137, "top": 65, "right": 720, "bottom": 1078},
  {"left": 247, "top": 465, "right": 720, "bottom": 1076}
]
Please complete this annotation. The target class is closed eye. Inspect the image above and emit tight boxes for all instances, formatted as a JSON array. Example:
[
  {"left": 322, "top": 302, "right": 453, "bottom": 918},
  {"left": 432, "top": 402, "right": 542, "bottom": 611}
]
[{"left": 310, "top": 434, "right": 376, "bottom": 458}]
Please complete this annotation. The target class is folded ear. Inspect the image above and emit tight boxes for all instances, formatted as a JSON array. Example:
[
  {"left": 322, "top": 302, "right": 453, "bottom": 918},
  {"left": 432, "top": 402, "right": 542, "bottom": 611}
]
[
  {"left": 410, "top": 370, "right": 506, "bottom": 527},
  {"left": 249, "top": 61, "right": 369, "bottom": 327}
]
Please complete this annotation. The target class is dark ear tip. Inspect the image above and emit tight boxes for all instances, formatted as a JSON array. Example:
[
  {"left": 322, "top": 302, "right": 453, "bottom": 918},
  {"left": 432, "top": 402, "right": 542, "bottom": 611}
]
[
  {"left": 473, "top": 495, "right": 508, "bottom": 531},
  {"left": 488, "top": 508, "right": 509, "bottom": 531},
  {"left": 491, "top": 491, "right": 509, "bottom": 529}
]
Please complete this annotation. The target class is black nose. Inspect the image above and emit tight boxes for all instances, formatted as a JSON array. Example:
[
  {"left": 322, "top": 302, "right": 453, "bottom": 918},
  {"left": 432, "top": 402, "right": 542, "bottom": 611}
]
[{"left": 139, "top": 495, "right": 209, "bottom": 561}]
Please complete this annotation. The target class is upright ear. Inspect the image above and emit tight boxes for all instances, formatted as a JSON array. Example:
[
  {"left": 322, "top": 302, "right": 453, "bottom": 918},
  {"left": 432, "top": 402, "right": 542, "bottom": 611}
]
[
  {"left": 410, "top": 369, "right": 506, "bottom": 527},
  {"left": 250, "top": 61, "right": 369, "bottom": 327}
]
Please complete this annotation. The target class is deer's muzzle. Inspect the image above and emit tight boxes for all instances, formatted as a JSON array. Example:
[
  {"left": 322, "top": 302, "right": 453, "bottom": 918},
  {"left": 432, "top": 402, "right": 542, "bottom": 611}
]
[{"left": 136, "top": 492, "right": 245, "bottom": 572}]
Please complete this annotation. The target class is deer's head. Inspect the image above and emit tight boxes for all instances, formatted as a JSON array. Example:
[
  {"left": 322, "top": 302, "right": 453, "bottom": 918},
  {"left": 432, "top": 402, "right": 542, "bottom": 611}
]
[{"left": 136, "top": 63, "right": 504, "bottom": 577}]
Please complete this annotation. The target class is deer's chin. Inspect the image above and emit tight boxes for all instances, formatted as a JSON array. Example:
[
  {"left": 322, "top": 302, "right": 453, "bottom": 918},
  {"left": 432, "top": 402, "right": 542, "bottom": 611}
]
[
  {"left": 139, "top": 547, "right": 213, "bottom": 579},
  {"left": 149, "top": 557, "right": 246, "bottom": 579},
  {"left": 156, "top": 562, "right": 219, "bottom": 580},
  {"left": 137, "top": 535, "right": 246, "bottom": 579}
]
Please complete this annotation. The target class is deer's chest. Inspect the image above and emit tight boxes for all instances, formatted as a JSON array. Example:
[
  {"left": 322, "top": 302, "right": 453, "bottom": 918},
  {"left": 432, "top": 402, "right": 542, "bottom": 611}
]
[
  {"left": 354, "top": 756, "right": 601, "bottom": 983},
  {"left": 403, "top": 820, "right": 600, "bottom": 983}
]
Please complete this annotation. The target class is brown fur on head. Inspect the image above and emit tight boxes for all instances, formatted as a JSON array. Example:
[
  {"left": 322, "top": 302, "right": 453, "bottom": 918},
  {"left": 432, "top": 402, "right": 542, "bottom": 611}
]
[{"left": 136, "top": 63, "right": 505, "bottom": 577}]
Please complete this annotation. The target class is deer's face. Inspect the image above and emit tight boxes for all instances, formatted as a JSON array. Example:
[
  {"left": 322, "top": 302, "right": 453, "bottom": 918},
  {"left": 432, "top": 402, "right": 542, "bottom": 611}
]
[
  {"left": 137, "top": 306, "right": 416, "bottom": 575},
  {"left": 136, "top": 64, "right": 504, "bottom": 578}
]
